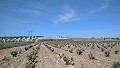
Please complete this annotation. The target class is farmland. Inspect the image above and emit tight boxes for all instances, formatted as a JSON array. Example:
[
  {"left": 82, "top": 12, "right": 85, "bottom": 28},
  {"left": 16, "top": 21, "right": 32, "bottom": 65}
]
[
  {"left": 0, "top": 37, "right": 120, "bottom": 68},
  {"left": 1, "top": 0, "right": 120, "bottom": 68}
]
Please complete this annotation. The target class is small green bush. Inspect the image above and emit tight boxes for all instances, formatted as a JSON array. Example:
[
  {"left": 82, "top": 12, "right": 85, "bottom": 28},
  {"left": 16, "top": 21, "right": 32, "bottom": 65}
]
[
  {"left": 25, "top": 61, "right": 35, "bottom": 68},
  {"left": 88, "top": 52, "right": 95, "bottom": 60},
  {"left": 57, "top": 45, "right": 62, "bottom": 49},
  {"left": 29, "top": 45, "right": 33, "bottom": 48},
  {"left": 68, "top": 46, "right": 70, "bottom": 48},
  {"left": 32, "top": 50, "right": 37, "bottom": 55},
  {"left": 11, "top": 50, "right": 18, "bottom": 57},
  {"left": 104, "top": 51, "right": 110, "bottom": 57},
  {"left": 18, "top": 49, "right": 22, "bottom": 54},
  {"left": 111, "top": 46, "right": 113, "bottom": 48},
  {"left": 97, "top": 45, "right": 100, "bottom": 49},
  {"left": 45, "top": 45, "right": 54, "bottom": 52},
  {"left": 25, "top": 47, "right": 29, "bottom": 51},
  {"left": 27, "top": 52, "right": 36, "bottom": 62},
  {"left": 63, "top": 56, "right": 74, "bottom": 65},
  {"left": 80, "top": 64, "right": 83, "bottom": 68},
  {"left": 50, "top": 48, "right": 54, "bottom": 52},
  {"left": 36, "top": 45, "right": 40, "bottom": 50},
  {"left": 87, "top": 45, "right": 89, "bottom": 47},
  {"left": 101, "top": 48, "right": 105, "bottom": 52},
  {"left": 58, "top": 53, "right": 64, "bottom": 59},
  {"left": 91, "top": 45, "right": 95, "bottom": 49},
  {"left": 112, "top": 61, "right": 120, "bottom": 68},
  {"left": 81, "top": 48, "right": 84, "bottom": 52},
  {"left": 76, "top": 49, "right": 83, "bottom": 55},
  {"left": 2, "top": 56, "right": 10, "bottom": 61},
  {"left": 69, "top": 49, "right": 73, "bottom": 53},
  {"left": 114, "top": 50, "right": 119, "bottom": 54}
]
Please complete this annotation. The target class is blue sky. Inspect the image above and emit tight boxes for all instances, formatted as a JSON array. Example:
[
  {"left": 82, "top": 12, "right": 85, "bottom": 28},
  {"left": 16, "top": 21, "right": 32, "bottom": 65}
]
[{"left": 0, "top": 0, "right": 120, "bottom": 37}]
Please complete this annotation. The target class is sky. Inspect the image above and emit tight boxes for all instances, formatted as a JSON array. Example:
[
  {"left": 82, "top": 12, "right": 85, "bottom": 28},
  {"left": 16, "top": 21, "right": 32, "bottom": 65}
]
[{"left": 0, "top": 0, "right": 120, "bottom": 38}]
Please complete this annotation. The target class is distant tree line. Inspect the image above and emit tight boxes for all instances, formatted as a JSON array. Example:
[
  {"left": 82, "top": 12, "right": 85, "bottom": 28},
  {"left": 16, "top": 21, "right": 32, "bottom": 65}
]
[{"left": 101, "top": 37, "right": 120, "bottom": 40}]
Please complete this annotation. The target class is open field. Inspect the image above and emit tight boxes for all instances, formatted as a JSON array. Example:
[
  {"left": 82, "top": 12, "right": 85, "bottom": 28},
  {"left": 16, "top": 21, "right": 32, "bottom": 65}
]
[
  {"left": 0, "top": 38, "right": 120, "bottom": 68},
  {"left": 1, "top": 0, "right": 120, "bottom": 68},
  {"left": 0, "top": 42, "right": 33, "bottom": 50}
]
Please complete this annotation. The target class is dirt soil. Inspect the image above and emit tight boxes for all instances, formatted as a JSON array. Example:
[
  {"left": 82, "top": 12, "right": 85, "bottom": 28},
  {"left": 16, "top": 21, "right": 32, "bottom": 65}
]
[
  {"left": 0, "top": 43, "right": 37, "bottom": 68},
  {"left": 36, "top": 44, "right": 66, "bottom": 68},
  {"left": 0, "top": 41, "right": 120, "bottom": 68}
]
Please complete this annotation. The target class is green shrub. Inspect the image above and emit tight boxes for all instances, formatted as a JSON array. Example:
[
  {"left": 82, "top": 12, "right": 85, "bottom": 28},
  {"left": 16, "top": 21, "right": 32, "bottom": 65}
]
[
  {"left": 29, "top": 45, "right": 33, "bottom": 48},
  {"left": 32, "top": 49, "right": 38, "bottom": 55},
  {"left": 76, "top": 49, "right": 83, "bottom": 55},
  {"left": 111, "top": 46, "right": 113, "bottom": 48},
  {"left": 63, "top": 56, "right": 74, "bottom": 65},
  {"left": 114, "top": 50, "right": 119, "bottom": 54},
  {"left": 58, "top": 53, "right": 64, "bottom": 59},
  {"left": 50, "top": 48, "right": 54, "bottom": 52},
  {"left": 25, "top": 47, "right": 29, "bottom": 51},
  {"left": 25, "top": 61, "right": 35, "bottom": 68},
  {"left": 45, "top": 45, "right": 54, "bottom": 52},
  {"left": 104, "top": 51, "right": 110, "bottom": 57},
  {"left": 80, "top": 64, "right": 83, "bottom": 68},
  {"left": 27, "top": 52, "right": 36, "bottom": 62},
  {"left": 2, "top": 56, "right": 10, "bottom": 61},
  {"left": 57, "top": 45, "right": 62, "bottom": 49},
  {"left": 69, "top": 49, "right": 73, "bottom": 53},
  {"left": 97, "top": 45, "right": 100, "bottom": 49},
  {"left": 18, "top": 49, "right": 22, "bottom": 54},
  {"left": 112, "top": 61, "right": 120, "bottom": 68},
  {"left": 87, "top": 44, "right": 89, "bottom": 47},
  {"left": 88, "top": 52, "right": 95, "bottom": 60},
  {"left": 91, "top": 45, "right": 95, "bottom": 49},
  {"left": 103, "top": 45, "right": 107, "bottom": 49},
  {"left": 81, "top": 48, "right": 84, "bottom": 52},
  {"left": 68, "top": 46, "right": 70, "bottom": 48},
  {"left": 11, "top": 50, "right": 18, "bottom": 57},
  {"left": 36, "top": 45, "right": 40, "bottom": 50},
  {"left": 101, "top": 48, "right": 105, "bottom": 52}
]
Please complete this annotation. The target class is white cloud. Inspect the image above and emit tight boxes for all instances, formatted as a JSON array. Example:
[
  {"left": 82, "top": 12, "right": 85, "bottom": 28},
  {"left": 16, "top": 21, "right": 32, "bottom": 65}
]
[
  {"left": 54, "top": 7, "right": 77, "bottom": 24},
  {"left": 89, "top": 5, "right": 108, "bottom": 14},
  {"left": 89, "top": 0, "right": 112, "bottom": 14},
  {"left": 17, "top": 8, "right": 41, "bottom": 15}
]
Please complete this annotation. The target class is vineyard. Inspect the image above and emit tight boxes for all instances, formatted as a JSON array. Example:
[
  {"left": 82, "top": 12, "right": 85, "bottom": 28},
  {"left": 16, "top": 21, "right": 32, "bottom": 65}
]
[{"left": 0, "top": 38, "right": 120, "bottom": 68}]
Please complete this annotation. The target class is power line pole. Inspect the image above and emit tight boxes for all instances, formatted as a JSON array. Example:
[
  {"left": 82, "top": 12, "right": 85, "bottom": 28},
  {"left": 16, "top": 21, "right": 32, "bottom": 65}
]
[
  {"left": 30, "top": 30, "right": 32, "bottom": 40},
  {"left": 28, "top": 30, "right": 33, "bottom": 41}
]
